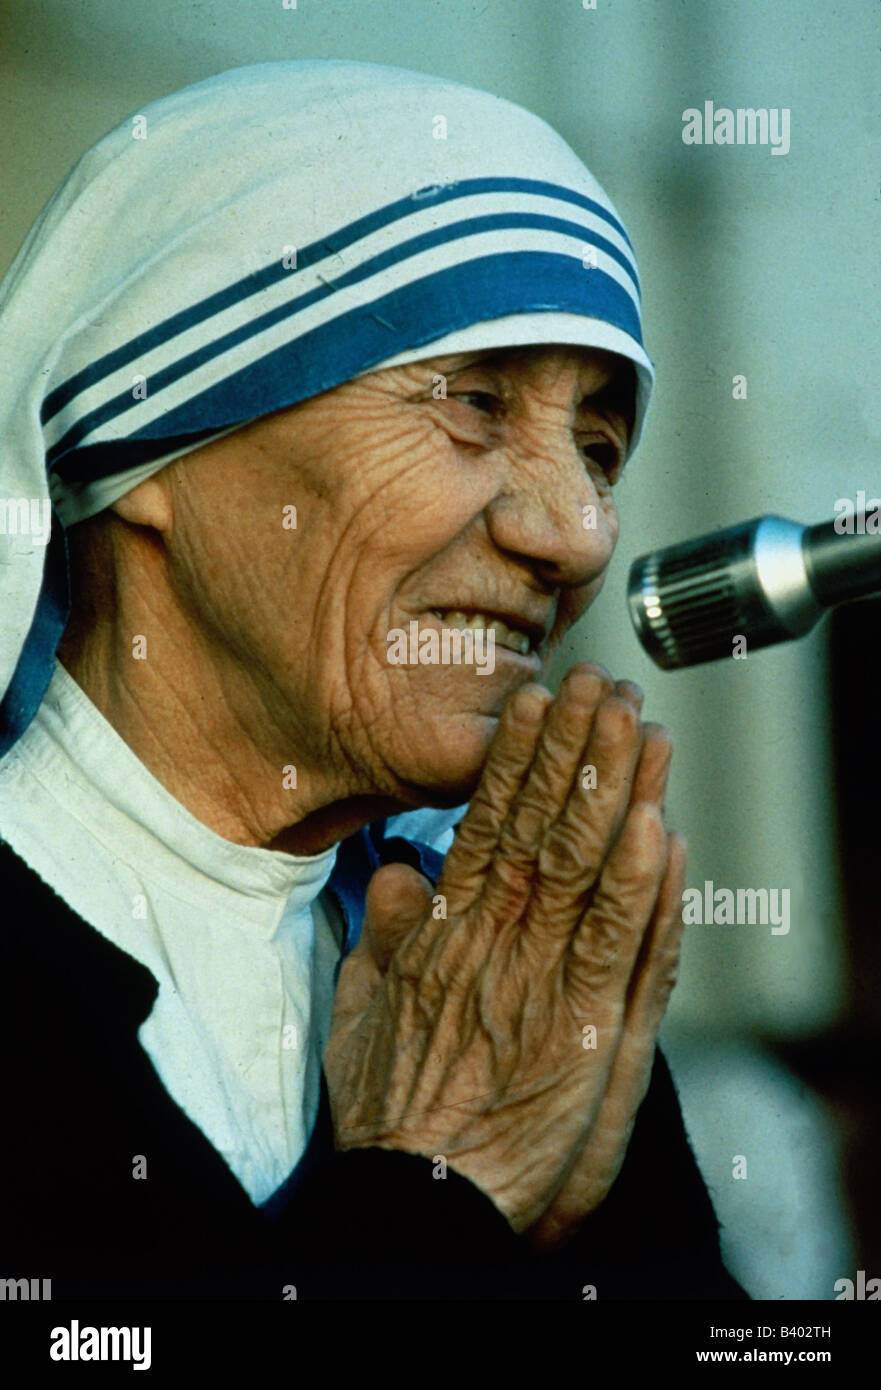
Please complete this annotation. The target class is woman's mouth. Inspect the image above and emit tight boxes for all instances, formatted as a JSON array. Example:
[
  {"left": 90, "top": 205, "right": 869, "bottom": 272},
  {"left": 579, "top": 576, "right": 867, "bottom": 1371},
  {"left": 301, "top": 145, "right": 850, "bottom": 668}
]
[{"left": 429, "top": 608, "right": 539, "bottom": 657}]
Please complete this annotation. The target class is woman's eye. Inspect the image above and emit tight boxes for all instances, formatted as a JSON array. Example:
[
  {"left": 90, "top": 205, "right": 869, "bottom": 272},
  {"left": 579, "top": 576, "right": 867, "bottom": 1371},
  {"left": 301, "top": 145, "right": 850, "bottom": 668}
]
[
  {"left": 579, "top": 440, "right": 621, "bottom": 479},
  {"left": 450, "top": 391, "right": 501, "bottom": 415}
]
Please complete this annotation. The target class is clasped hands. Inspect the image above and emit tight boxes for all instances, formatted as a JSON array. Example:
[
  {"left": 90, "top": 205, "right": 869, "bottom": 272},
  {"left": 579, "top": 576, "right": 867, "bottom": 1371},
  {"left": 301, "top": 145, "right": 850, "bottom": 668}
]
[{"left": 325, "top": 664, "right": 685, "bottom": 1251}]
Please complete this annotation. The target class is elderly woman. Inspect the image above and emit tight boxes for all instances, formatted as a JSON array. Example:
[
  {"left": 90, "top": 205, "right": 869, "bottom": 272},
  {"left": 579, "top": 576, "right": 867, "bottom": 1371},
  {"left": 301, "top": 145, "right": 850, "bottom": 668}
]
[{"left": 0, "top": 60, "right": 744, "bottom": 1300}]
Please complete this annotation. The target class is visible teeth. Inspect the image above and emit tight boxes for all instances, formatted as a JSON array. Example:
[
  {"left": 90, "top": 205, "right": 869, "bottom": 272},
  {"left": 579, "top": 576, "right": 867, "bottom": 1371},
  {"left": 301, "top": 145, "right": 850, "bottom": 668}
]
[{"left": 434, "top": 609, "right": 533, "bottom": 655}]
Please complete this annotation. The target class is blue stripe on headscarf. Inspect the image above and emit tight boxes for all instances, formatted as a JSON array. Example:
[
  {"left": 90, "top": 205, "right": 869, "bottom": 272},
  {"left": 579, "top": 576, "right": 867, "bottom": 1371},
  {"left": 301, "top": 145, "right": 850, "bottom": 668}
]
[
  {"left": 41, "top": 176, "right": 636, "bottom": 426},
  {"left": 49, "top": 251, "right": 641, "bottom": 480},
  {"left": 0, "top": 515, "right": 71, "bottom": 758}
]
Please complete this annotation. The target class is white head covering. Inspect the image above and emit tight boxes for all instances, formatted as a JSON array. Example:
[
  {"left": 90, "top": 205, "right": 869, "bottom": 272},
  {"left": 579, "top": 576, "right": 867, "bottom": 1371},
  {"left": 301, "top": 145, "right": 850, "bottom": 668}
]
[{"left": 0, "top": 59, "right": 654, "bottom": 755}]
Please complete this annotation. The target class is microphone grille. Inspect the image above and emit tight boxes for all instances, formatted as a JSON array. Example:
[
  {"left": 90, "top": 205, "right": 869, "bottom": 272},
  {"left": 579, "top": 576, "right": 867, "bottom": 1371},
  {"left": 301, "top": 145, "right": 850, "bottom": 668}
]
[{"left": 628, "top": 527, "right": 760, "bottom": 670}]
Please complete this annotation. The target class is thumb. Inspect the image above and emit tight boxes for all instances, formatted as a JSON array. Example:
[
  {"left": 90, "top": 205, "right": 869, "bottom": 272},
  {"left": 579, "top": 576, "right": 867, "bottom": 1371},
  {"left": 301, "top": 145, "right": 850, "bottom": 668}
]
[{"left": 364, "top": 861, "right": 435, "bottom": 972}]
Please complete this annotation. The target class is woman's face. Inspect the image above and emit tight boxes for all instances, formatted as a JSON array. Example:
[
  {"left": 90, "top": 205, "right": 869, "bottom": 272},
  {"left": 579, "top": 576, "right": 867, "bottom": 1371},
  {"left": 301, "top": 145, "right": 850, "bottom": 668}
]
[{"left": 161, "top": 343, "right": 632, "bottom": 807}]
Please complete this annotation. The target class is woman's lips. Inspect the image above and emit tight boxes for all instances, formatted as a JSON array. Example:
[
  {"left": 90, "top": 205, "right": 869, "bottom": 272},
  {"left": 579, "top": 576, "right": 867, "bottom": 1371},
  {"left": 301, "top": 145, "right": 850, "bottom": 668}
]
[
  {"left": 405, "top": 610, "right": 543, "bottom": 671},
  {"left": 428, "top": 608, "right": 537, "bottom": 656}
]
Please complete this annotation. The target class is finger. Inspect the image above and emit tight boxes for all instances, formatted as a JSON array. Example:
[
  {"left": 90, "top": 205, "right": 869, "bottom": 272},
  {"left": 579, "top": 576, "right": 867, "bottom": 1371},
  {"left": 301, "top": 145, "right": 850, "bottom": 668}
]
[
  {"left": 563, "top": 800, "right": 669, "bottom": 1007},
  {"left": 525, "top": 832, "right": 685, "bottom": 1251},
  {"left": 517, "top": 693, "right": 645, "bottom": 935},
  {"left": 610, "top": 685, "right": 671, "bottom": 810},
  {"left": 330, "top": 932, "right": 384, "bottom": 1024},
  {"left": 623, "top": 831, "right": 686, "bottom": 1024},
  {"left": 548, "top": 833, "right": 684, "bottom": 1178},
  {"left": 560, "top": 835, "right": 686, "bottom": 1203},
  {"left": 364, "top": 862, "right": 436, "bottom": 973},
  {"left": 477, "top": 665, "right": 614, "bottom": 926},
  {"left": 629, "top": 723, "right": 673, "bottom": 809},
  {"left": 614, "top": 678, "right": 644, "bottom": 712},
  {"left": 437, "top": 681, "right": 552, "bottom": 916},
  {"left": 581, "top": 834, "right": 686, "bottom": 1124}
]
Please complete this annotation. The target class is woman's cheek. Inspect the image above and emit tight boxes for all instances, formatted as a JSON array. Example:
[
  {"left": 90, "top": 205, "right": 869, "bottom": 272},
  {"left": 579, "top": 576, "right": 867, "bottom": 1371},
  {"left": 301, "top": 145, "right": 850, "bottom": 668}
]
[{"left": 400, "top": 426, "right": 501, "bottom": 528}]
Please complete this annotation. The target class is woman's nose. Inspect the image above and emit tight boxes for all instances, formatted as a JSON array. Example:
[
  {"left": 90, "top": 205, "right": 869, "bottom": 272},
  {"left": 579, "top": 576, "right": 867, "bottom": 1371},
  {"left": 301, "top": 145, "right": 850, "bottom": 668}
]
[{"left": 482, "top": 450, "right": 617, "bottom": 589}]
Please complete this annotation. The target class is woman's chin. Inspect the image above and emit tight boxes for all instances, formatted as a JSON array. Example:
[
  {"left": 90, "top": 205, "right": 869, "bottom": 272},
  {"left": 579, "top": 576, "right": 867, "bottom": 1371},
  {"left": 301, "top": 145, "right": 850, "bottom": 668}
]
[{"left": 391, "top": 710, "right": 501, "bottom": 802}]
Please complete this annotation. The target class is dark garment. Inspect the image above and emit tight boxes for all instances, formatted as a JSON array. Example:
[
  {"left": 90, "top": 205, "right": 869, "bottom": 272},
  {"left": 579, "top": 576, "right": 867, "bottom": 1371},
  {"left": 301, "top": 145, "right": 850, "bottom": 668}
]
[{"left": 0, "top": 830, "right": 747, "bottom": 1301}]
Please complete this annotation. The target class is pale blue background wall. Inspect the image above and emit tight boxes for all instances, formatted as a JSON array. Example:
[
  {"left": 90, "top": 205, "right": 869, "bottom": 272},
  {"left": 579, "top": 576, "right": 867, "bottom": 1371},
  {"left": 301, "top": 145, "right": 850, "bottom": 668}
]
[{"left": 3, "top": 0, "right": 877, "bottom": 1298}]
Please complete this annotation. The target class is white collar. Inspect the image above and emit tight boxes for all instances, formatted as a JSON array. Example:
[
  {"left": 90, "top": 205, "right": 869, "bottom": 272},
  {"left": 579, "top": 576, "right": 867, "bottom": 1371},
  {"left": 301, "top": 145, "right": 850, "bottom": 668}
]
[{"left": 10, "top": 660, "right": 338, "bottom": 936}]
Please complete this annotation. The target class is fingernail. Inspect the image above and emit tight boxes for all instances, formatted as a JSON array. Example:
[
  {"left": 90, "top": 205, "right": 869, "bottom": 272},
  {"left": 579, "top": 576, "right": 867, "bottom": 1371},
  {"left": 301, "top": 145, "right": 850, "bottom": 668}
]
[
  {"left": 619, "top": 679, "right": 644, "bottom": 706},
  {"left": 511, "top": 684, "right": 549, "bottom": 722}
]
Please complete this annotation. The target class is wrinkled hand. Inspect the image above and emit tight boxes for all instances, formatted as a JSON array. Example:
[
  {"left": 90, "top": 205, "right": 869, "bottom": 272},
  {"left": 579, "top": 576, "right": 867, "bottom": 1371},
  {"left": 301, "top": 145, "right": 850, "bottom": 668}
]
[{"left": 324, "top": 664, "right": 686, "bottom": 1243}]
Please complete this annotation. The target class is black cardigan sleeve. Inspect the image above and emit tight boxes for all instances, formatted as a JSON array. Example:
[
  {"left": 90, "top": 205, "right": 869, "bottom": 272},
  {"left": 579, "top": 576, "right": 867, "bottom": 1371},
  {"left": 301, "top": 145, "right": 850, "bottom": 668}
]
[{"left": 270, "top": 1047, "right": 749, "bottom": 1301}]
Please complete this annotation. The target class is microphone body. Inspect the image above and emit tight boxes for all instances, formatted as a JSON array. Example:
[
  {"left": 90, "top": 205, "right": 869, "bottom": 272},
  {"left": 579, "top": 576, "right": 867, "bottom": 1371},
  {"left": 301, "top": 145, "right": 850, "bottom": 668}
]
[{"left": 627, "top": 514, "right": 881, "bottom": 670}]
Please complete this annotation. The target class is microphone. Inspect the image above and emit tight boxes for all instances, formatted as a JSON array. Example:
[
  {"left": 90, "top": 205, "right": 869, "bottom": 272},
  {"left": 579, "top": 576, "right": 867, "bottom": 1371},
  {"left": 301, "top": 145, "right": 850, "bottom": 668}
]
[{"left": 627, "top": 513, "right": 881, "bottom": 670}]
